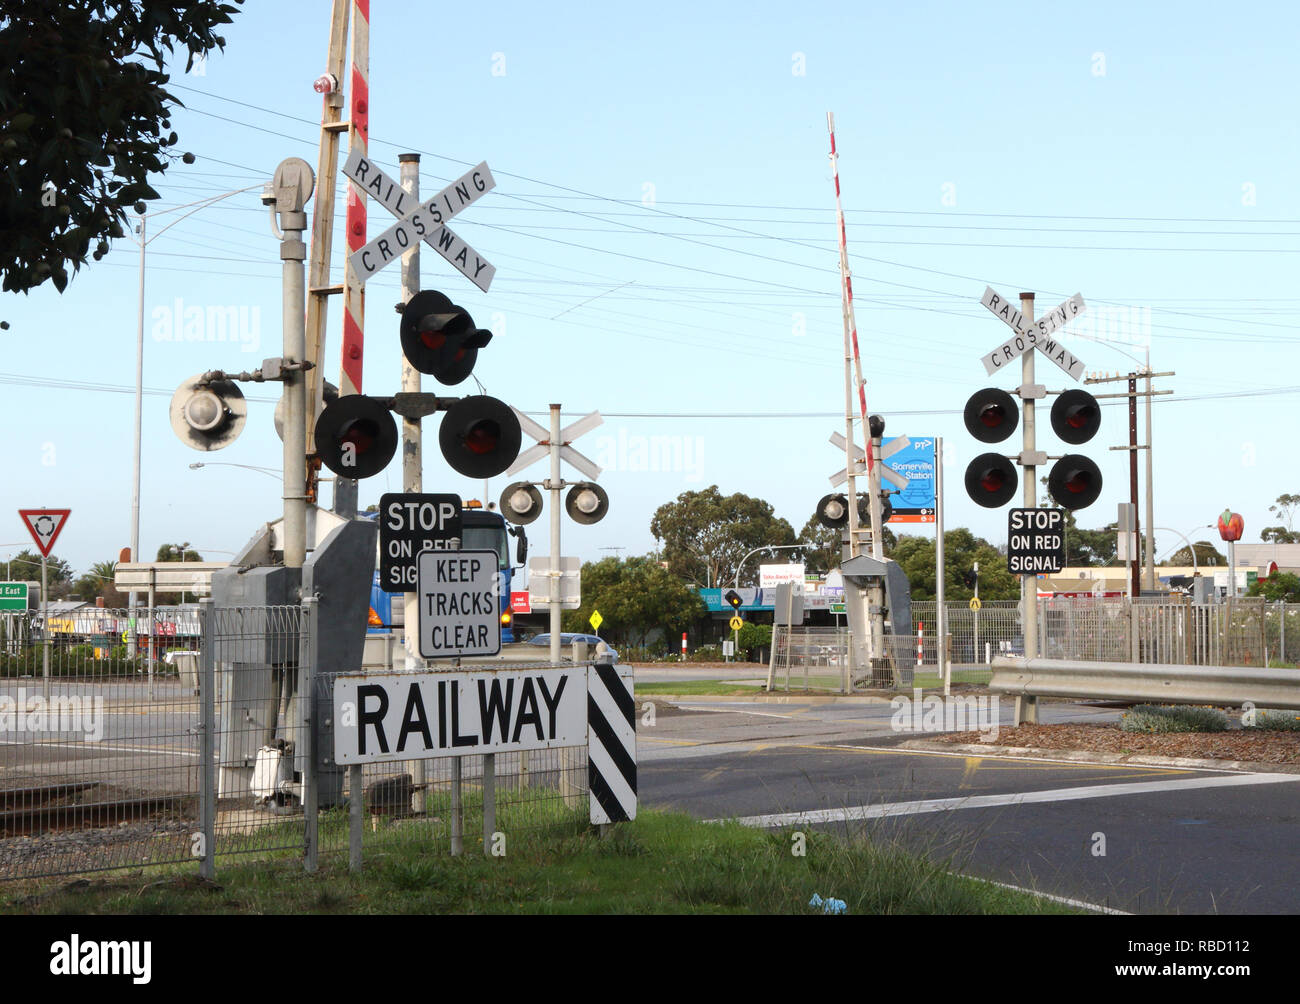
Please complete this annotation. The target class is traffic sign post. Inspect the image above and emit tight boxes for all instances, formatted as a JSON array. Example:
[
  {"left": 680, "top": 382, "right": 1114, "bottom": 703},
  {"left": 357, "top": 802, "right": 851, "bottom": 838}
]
[{"left": 19, "top": 508, "right": 69, "bottom": 696}]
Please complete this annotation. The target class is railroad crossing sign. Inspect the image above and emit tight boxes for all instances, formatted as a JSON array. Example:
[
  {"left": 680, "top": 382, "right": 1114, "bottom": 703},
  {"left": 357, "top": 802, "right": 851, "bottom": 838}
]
[
  {"left": 828, "top": 432, "right": 911, "bottom": 491},
  {"left": 729, "top": 615, "right": 744, "bottom": 631},
  {"left": 18, "top": 508, "right": 70, "bottom": 557},
  {"left": 589, "top": 609, "right": 603, "bottom": 632},
  {"left": 343, "top": 151, "right": 497, "bottom": 291},
  {"left": 507, "top": 409, "right": 603, "bottom": 480},
  {"left": 979, "top": 286, "right": 1087, "bottom": 381}
]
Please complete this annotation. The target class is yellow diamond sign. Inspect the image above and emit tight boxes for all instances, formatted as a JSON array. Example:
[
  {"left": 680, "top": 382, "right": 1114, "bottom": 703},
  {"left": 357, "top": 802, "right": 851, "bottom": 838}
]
[{"left": 589, "top": 609, "right": 603, "bottom": 631}]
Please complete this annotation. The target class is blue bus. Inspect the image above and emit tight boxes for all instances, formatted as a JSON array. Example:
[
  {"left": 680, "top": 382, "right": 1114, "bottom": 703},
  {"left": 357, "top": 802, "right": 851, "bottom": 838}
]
[{"left": 365, "top": 503, "right": 527, "bottom": 643}]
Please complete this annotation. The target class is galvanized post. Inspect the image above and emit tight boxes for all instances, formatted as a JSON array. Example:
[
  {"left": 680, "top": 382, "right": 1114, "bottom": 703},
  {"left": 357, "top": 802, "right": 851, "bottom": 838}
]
[
  {"left": 1017, "top": 292, "right": 1039, "bottom": 725},
  {"left": 450, "top": 757, "right": 463, "bottom": 855},
  {"left": 301, "top": 594, "right": 319, "bottom": 874},
  {"left": 348, "top": 763, "right": 363, "bottom": 871},
  {"left": 147, "top": 568, "right": 156, "bottom": 699},
  {"left": 40, "top": 554, "right": 49, "bottom": 699},
  {"left": 936, "top": 435, "right": 948, "bottom": 695},
  {"left": 198, "top": 598, "right": 216, "bottom": 881},
  {"left": 482, "top": 752, "right": 496, "bottom": 855}
]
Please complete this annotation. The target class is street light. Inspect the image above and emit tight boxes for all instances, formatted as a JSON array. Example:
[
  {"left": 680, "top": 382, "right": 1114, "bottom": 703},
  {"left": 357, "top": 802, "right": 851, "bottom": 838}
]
[
  {"left": 1155, "top": 525, "right": 1216, "bottom": 574},
  {"left": 127, "top": 185, "right": 261, "bottom": 655},
  {"left": 189, "top": 462, "right": 333, "bottom": 482}
]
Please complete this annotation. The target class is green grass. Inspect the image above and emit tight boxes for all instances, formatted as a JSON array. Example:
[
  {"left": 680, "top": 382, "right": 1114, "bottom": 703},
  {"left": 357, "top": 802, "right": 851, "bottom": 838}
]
[
  {"left": 1120, "top": 704, "right": 1230, "bottom": 734},
  {"left": 636, "top": 680, "right": 767, "bottom": 696},
  {"left": 0, "top": 804, "right": 1078, "bottom": 915}
]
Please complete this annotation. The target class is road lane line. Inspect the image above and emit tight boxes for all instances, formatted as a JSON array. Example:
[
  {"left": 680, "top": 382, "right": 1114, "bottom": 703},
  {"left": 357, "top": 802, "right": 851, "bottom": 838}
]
[
  {"left": 952, "top": 873, "right": 1130, "bottom": 915},
  {"left": 712, "top": 772, "right": 1300, "bottom": 828}
]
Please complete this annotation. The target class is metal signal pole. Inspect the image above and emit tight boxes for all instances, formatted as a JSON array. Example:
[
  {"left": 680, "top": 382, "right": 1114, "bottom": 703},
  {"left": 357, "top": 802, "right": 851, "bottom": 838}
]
[{"left": 1019, "top": 293, "right": 1039, "bottom": 725}]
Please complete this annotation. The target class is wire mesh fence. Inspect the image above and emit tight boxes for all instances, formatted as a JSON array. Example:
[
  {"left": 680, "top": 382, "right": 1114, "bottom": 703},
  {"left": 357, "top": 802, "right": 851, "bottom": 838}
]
[{"left": 0, "top": 606, "right": 203, "bottom": 882}]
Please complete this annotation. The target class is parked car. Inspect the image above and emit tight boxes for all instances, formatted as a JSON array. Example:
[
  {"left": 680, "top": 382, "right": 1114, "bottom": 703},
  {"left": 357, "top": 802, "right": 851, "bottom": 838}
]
[{"left": 526, "top": 633, "right": 619, "bottom": 662}]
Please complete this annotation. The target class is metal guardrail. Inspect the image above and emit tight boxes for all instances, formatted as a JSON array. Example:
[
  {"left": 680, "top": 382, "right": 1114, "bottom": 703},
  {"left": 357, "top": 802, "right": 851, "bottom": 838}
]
[{"left": 990, "top": 655, "right": 1300, "bottom": 711}]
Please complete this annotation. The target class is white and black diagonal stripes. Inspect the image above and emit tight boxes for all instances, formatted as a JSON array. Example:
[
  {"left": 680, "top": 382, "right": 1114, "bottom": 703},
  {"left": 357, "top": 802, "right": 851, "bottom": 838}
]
[{"left": 587, "top": 663, "right": 636, "bottom": 824}]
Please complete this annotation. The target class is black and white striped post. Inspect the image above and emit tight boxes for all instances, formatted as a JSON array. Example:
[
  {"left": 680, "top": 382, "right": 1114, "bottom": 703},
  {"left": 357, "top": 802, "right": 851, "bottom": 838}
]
[{"left": 587, "top": 658, "right": 637, "bottom": 826}]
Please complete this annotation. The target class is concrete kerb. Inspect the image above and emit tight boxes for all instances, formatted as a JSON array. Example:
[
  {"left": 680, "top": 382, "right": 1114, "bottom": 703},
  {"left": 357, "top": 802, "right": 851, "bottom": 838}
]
[
  {"left": 900, "top": 737, "right": 1300, "bottom": 775},
  {"left": 635, "top": 692, "right": 898, "bottom": 706}
]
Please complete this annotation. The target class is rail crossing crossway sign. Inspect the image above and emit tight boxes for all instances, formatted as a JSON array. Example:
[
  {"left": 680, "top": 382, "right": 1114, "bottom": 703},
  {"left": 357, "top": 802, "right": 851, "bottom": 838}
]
[
  {"left": 343, "top": 151, "right": 497, "bottom": 291},
  {"left": 378, "top": 493, "right": 463, "bottom": 593},
  {"left": 1006, "top": 507, "right": 1066, "bottom": 575},
  {"left": 417, "top": 550, "right": 501, "bottom": 658},
  {"left": 18, "top": 508, "right": 70, "bottom": 557},
  {"left": 979, "top": 286, "right": 1087, "bottom": 381},
  {"left": 332, "top": 666, "right": 586, "bottom": 765}
]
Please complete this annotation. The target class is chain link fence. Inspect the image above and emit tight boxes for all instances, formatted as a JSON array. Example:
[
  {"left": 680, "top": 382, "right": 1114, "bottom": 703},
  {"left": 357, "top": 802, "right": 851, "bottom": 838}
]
[
  {"left": 0, "top": 606, "right": 202, "bottom": 882},
  {"left": 771, "top": 597, "right": 1300, "bottom": 694},
  {"left": 1, "top": 599, "right": 598, "bottom": 885}
]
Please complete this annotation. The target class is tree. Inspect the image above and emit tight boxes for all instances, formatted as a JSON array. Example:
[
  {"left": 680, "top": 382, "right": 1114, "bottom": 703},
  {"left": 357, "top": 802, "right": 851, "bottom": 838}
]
[
  {"left": 4, "top": 549, "right": 74, "bottom": 599},
  {"left": 891, "top": 528, "right": 1019, "bottom": 601},
  {"left": 796, "top": 514, "right": 896, "bottom": 574},
  {"left": 1164, "top": 541, "right": 1227, "bottom": 567},
  {"left": 72, "top": 559, "right": 127, "bottom": 606},
  {"left": 650, "top": 486, "right": 796, "bottom": 587},
  {"left": 1261, "top": 494, "right": 1300, "bottom": 544},
  {"left": 561, "top": 555, "right": 706, "bottom": 649},
  {"left": 1247, "top": 572, "right": 1300, "bottom": 603},
  {"left": 0, "top": 0, "right": 243, "bottom": 296}
]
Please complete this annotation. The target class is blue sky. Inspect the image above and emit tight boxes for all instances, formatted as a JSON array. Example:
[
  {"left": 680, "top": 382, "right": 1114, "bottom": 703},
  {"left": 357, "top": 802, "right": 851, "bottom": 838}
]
[{"left": 3, "top": 0, "right": 1298, "bottom": 578}]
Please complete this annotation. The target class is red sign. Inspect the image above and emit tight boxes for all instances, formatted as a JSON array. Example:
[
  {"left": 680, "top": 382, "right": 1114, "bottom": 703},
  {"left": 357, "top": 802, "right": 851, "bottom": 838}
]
[
  {"left": 510, "top": 591, "right": 531, "bottom": 615},
  {"left": 18, "top": 508, "right": 71, "bottom": 557}
]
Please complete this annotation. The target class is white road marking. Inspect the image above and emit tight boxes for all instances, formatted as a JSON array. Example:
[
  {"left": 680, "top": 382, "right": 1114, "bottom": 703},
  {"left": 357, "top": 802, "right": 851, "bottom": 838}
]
[
  {"left": 713, "top": 772, "right": 1300, "bottom": 828},
  {"left": 676, "top": 705, "right": 800, "bottom": 719},
  {"left": 952, "top": 873, "right": 1130, "bottom": 915}
]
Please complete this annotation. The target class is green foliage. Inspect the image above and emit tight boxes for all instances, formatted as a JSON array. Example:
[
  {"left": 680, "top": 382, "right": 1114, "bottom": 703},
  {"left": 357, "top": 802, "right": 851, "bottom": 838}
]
[
  {"left": 1243, "top": 708, "right": 1300, "bottom": 731},
  {"left": 736, "top": 621, "right": 771, "bottom": 658},
  {"left": 0, "top": 0, "right": 244, "bottom": 295},
  {"left": 560, "top": 554, "right": 707, "bottom": 648},
  {"left": 4, "top": 549, "right": 74, "bottom": 599},
  {"left": 1120, "top": 704, "right": 1229, "bottom": 733},
  {"left": 1262, "top": 495, "right": 1300, "bottom": 543},
  {"left": 1247, "top": 572, "right": 1300, "bottom": 603},
  {"left": 1165, "top": 541, "right": 1227, "bottom": 567},
  {"left": 650, "top": 486, "right": 796, "bottom": 587},
  {"left": 891, "top": 528, "right": 1018, "bottom": 601}
]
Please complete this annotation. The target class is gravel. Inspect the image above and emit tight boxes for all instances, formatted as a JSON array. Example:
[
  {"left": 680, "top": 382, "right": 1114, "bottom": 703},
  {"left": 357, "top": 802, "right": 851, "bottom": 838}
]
[{"left": 937, "top": 722, "right": 1300, "bottom": 763}]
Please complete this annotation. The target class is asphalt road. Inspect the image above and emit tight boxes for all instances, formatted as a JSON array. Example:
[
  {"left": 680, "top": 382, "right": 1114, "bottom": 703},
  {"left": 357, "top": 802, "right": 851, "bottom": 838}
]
[{"left": 637, "top": 700, "right": 1300, "bottom": 914}]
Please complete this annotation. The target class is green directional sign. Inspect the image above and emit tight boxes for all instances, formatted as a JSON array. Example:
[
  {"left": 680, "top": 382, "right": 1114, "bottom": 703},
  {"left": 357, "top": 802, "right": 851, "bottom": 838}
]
[{"left": 0, "top": 583, "right": 29, "bottom": 611}]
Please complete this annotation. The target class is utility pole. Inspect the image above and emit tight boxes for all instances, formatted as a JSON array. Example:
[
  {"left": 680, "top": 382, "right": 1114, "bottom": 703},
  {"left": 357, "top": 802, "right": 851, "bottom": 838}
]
[
  {"left": 1084, "top": 368, "right": 1175, "bottom": 597},
  {"left": 1019, "top": 292, "right": 1039, "bottom": 725}
]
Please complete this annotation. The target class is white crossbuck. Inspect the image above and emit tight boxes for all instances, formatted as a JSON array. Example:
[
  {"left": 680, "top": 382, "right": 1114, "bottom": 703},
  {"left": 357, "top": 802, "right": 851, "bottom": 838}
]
[
  {"left": 979, "top": 285, "right": 1087, "bottom": 381},
  {"left": 343, "top": 150, "right": 497, "bottom": 292},
  {"left": 827, "top": 431, "right": 910, "bottom": 490},
  {"left": 507, "top": 408, "right": 604, "bottom": 479}
]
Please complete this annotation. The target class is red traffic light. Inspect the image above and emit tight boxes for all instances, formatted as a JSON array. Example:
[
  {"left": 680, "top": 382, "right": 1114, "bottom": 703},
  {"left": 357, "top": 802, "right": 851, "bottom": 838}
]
[
  {"left": 314, "top": 395, "right": 398, "bottom": 478},
  {"left": 400, "top": 290, "right": 492, "bottom": 386},
  {"left": 1047, "top": 455, "right": 1103, "bottom": 510},
  {"left": 1050, "top": 389, "right": 1101, "bottom": 445},
  {"left": 964, "top": 388, "right": 1019, "bottom": 444},
  {"left": 964, "top": 453, "right": 1018, "bottom": 508},
  {"left": 439, "top": 395, "right": 522, "bottom": 479}
]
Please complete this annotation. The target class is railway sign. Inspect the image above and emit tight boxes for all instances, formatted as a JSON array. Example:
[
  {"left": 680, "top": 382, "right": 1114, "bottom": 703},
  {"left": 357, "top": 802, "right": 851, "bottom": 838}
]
[
  {"left": 343, "top": 151, "right": 497, "bottom": 291},
  {"left": 0, "top": 583, "right": 28, "bottom": 611},
  {"left": 417, "top": 549, "right": 501, "bottom": 659},
  {"left": 1007, "top": 507, "right": 1066, "bottom": 575},
  {"left": 333, "top": 666, "right": 586, "bottom": 765},
  {"left": 377, "top": 493, "right": 462, "bottom": 593},
  {"left": 18, "top": 508, "right": 70, "bottom": 557},
  {"left": 980, "top": 286, "right": 1088, "bottom": 381}
]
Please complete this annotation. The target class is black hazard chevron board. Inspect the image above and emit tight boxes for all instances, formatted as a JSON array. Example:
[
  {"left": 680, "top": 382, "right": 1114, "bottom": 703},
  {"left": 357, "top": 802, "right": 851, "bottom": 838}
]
[{"left": 587, "top": 663, "right": 637, "bottom": 824}]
